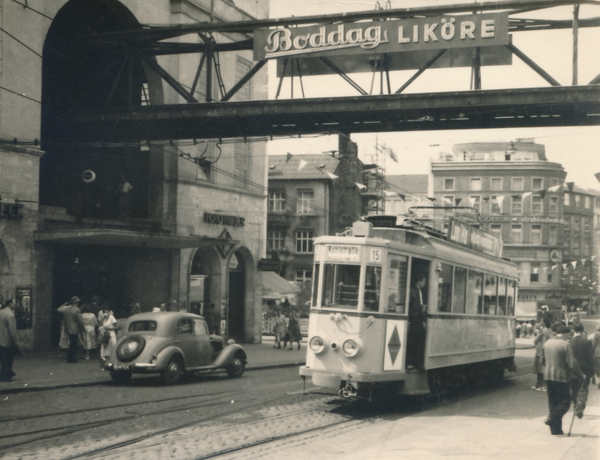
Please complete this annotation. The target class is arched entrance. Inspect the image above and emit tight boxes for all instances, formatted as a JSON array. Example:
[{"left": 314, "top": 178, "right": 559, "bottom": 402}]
[
  {"left": 190, "top": 247, "right": 221, "bottom": 317},
  {"left": 40, "top": 0, "right": 163, "bottom": 219}
]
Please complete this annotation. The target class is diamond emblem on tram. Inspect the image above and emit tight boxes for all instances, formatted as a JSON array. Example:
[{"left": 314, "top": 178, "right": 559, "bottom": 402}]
[{"left": 388, "top": 325, "right": 401, "bottom": 364}]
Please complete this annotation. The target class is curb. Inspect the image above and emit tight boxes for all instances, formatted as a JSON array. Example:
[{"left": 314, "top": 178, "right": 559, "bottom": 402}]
[{"left": 0, "top": 360, "right": 306, "bottom": 396}]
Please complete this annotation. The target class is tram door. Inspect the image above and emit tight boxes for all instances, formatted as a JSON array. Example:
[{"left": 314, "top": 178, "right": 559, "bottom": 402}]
[{"left": 406, "top": 258, "right": 430, "bottom": 369}]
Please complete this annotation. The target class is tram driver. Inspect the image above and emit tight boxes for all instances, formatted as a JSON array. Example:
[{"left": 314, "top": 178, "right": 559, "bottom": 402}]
[{"left": 407, "top": 273, "right": 428, "bottom": 370}]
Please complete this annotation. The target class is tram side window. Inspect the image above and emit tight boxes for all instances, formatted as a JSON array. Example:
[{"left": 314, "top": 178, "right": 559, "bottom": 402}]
[
  {"left": 453, "top": 267, "right": 467, "bottom": 314},
  {"left": 484, "top": 275, "right": 498, "bottom": 315},
  {"left": 437, "top": 263, "right": 453, "bottom": 313},
  {"left": 386, "top": 255, "right": 408, "bottom": 314},
  {"left": 312, "top": 263, "right": 320, "bottom": 307},
  {"left": 467, "top": 270, "right": 483, "bottom": 315},
  {"left": 507, "top": 280, "right": 516, "bottom": 316},
  {"left": 322, "top": 264, "right": 360, "bottom": 309},
  {"left": 364, "top": 266, "right": 381, "bottom": 312},
  {"left": 497, "top": 277, "right": 507, "bottom": 315}
]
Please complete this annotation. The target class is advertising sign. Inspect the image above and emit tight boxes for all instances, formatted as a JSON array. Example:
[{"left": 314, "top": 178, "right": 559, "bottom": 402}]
[
  {"left": 448, "top": 218, "right": 503, "bottom": 258},
  {"left": 255, "top": 13, "right": 508, "bottom": 60}
]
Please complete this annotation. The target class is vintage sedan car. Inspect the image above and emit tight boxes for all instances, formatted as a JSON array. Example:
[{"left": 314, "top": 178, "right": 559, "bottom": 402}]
[{"left": 102, "top": 312, "right": 247, "bottom": 384}]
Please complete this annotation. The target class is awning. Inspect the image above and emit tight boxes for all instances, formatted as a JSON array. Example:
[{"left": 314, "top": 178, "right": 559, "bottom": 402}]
[
  {"left": 262, "top": 271, "right": 300, "bottom": 298},
  {"left": 34, "top": 229, "right": 239, "bottom": 249}
]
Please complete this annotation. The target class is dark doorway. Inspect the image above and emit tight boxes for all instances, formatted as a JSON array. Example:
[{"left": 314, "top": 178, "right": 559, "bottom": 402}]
[
  {"left": 51, "top": 245, "right": 129, "bottom": 347},
  {"left": 228, "top": 252, "right": 246, "bottom": 342}
]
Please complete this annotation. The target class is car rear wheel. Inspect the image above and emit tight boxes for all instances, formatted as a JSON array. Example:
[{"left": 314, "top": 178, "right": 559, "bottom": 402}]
[
  {"left": 110, "top": 370, "right": 132, "bottom": 384},
  {"left": 226, "top": 354, "right": 245, "bottom": 378},
  {"left": 161, "top": 356, "right": 184, "bottom": 385}
]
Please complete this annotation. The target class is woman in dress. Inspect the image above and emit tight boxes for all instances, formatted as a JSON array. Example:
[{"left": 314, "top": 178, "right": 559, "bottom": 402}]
[
  {"left": 273, "top": 309, "right": 287, "bottom": 349},
  {"left": 97, "top": 307, "right": 118, "bottom": 358},
  {"left": 80, "top": 304, "right": 98, "bottom": 360}
]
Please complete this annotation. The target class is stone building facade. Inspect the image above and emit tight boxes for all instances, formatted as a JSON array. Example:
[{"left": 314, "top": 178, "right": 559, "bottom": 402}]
[{"left": 0, "top": 0, "right": 269, "bottom": 349}]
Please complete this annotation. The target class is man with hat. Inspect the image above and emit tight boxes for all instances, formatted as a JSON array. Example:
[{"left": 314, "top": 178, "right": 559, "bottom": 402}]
[
  {"left": 543, "top": 325, "right": 585, "bottom": 435},
  {"left": 0, "top": 299, "right": 20, "bottom": 381},
  {"left": 62, "top": 296, "right": 85, "bottom": 363}
]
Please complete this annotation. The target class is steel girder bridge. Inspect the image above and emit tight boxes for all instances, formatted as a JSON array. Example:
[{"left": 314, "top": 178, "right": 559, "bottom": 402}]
[{"left": 53, "top": 0, "right": 600, "bottom": 144}]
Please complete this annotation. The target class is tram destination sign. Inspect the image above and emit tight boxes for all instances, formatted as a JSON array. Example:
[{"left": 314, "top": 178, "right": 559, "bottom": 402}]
[
  {"left": 254, "top": 12, "right": 509, "bottom": 62},
  {"left": 447, "top": 218, "right": 503, "bottom": 258}
]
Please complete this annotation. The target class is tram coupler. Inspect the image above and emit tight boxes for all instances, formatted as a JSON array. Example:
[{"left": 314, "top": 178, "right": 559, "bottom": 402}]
[{"left": 339, "top": 382, "right": 358, "bottom": 400}]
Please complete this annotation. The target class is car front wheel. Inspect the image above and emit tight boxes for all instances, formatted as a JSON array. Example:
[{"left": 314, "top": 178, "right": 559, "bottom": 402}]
[
  {"left": 161, "top": 356, "right": 184, "bottom": 385},
  {"left": 226, "top": 354, "right": 245, "bottom": 378}
]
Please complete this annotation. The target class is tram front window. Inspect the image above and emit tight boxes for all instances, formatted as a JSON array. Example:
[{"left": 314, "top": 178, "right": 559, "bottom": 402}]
[{"left": 322, "top": 264, "right": 360, "bottom": 309}]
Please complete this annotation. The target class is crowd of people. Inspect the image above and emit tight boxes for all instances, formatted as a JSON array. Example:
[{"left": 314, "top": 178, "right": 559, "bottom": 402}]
[{"left": 527, "top": 307, "right": 600, "bottom": 436}]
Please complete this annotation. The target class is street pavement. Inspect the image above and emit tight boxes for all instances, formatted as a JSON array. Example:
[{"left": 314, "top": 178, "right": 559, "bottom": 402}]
[
  {"left": 0, "top": 335, "right": 307, "bottom": 395},
  {"left": 1, "top": 336, "right": 597, "bottom": 460}
]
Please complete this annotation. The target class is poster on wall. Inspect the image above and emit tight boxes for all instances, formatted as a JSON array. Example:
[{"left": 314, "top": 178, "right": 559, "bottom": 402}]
[{"left": 15, "top": 287, "right": 32, "bottom": 329}]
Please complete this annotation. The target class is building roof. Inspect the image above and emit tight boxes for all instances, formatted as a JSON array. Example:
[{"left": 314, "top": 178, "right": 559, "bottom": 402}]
[
  {"left": 385, "top": 174, "right": 429, "bottom": 194},
  {"left": 268, "top": 154, "right": 340, "bottom": 180}
]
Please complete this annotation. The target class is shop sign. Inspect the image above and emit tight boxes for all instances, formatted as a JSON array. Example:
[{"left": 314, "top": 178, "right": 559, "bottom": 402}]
[
  {"left": 459, "top": 215, "right": 564, "bottom": 224},
  {"left": 203, "top": 212, "right": 245, "bottom": 227},
  {"left": 258, "top": 258, "right": 281, "bottom": 272},
  {"left": 0, "top": 202, "right": 24, "bottom": 219},
  {"left": 254, "top": 13, "right": 509, "bottom": 60}
]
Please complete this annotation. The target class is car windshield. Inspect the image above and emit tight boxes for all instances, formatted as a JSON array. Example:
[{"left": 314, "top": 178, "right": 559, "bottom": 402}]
[{"left": 129, "top": 320, "right": 157, "bottom": 332}]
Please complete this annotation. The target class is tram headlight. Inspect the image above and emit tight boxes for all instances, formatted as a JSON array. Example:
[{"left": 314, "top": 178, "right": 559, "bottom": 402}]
[
  {"left": 309, "top": 336, "right": 328, "bottom": 354},
  {"left": 341, "top": 338, "right": 363, "bottom": 358}
]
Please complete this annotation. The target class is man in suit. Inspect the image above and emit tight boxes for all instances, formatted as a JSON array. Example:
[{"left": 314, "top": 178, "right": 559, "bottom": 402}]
[
  {"left": 570, "top": 323, "right": 595, "bottom": 418},
  {"left": 407, "top": 275, "right": 427, "bottom": 370},
  {"left": 0, "top": 299, "right": 20, "bottom": 382},
  {"left": 63, "top": 296, "right": 85, "bottom": 363},
  {"left": 543, "top": 325, "right": 585, "bottom": 435}
]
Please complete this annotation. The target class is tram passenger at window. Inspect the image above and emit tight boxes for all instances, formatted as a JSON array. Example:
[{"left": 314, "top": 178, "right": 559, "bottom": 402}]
[{"left": 407, "top": 275, "right": 427, "bottom": 370}]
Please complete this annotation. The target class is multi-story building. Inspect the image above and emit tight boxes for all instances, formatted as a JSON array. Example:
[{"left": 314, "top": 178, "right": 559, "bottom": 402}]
[
  {"left": 0, "top": 0, "right": 270, "bottom": 348},
  {"left": 562, "top": 185, "right": 598, "bottom": 313},
  {"left": 384, "top": 174, "right": 431, "bottom": 219},
  {"left": 431, "top": 140, "right": 567, "bottom": 318},
  {"left": 266, "top": 149, "right": 366, "bottom": 305}
]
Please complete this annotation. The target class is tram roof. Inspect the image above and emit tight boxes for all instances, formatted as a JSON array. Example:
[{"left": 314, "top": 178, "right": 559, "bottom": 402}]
[{"left": 316, "top": 221, "right": 517, "bottom": 279}]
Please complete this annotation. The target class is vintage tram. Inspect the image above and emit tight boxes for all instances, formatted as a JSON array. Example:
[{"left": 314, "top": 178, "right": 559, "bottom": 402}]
[{"left": 299, "top": 216, "right": 518, "bottom": 400}]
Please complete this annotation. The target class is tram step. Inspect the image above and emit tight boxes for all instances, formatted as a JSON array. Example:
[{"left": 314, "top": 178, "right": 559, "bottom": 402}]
[{"left": 400, "top": 370, "right": 430, "bottom": 395}]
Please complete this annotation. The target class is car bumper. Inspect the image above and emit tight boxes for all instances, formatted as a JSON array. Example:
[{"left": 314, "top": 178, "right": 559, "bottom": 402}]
[{"left": 103, "top": 361, "right": 159, "bottom": 372}]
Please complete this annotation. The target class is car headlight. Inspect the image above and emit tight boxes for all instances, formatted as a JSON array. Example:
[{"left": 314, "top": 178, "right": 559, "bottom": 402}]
[
  {"left": 341, "top": 338, "right": 363, "bottom": 358},
  {"left": 309, "top": 336, "right": 327, "bottom": 354}
]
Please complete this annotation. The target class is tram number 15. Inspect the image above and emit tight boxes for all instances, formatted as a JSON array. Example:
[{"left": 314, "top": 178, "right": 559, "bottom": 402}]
[{"left": 370, "top": 249, "right": 381, "bottom": 263}]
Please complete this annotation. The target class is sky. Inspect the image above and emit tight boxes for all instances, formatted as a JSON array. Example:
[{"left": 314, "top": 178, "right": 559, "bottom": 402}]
[{"left": 265, "top": 0, "right": 600, "bottom": 190}]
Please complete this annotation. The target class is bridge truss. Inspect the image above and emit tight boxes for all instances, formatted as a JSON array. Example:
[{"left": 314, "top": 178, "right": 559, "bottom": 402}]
[{"left": 55, "top": 0, "right": 600, "bottom": 143}]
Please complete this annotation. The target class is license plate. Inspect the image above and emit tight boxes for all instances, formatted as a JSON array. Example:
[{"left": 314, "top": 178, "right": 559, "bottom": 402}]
[{"left": 114, "top": 364, "right": 130, "bottom": 370}]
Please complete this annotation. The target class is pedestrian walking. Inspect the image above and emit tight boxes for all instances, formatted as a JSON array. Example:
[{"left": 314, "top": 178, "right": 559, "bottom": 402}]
[
  {"left": 286, "top": 307, "right": 302, "bottom": 350},
  {"left": 543, "top": 325, "right": 585, "bottom": 435},
  {"left": 204, "top": 303, "right": 220, "bottom": 335},
  {"left": 80, "top": 303, "right": 99, "bottom": 360},
  {"left": 273, "top": 309, "right": 287, "bottom": 349},
  {"left": 62, "top": 296, "right": 85, "bottom": 363},
  {"left": 532, "top": 318, "right": 552, "bottom": 391},
  {"left": 592, "top": 325, "right": 600, "bottom": 389},
  {"left": 569, "top": 323, "right": 595, "bottom": 419},
  {"left": 0, "top": 299, "right": 20, "bottom": 382}
]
